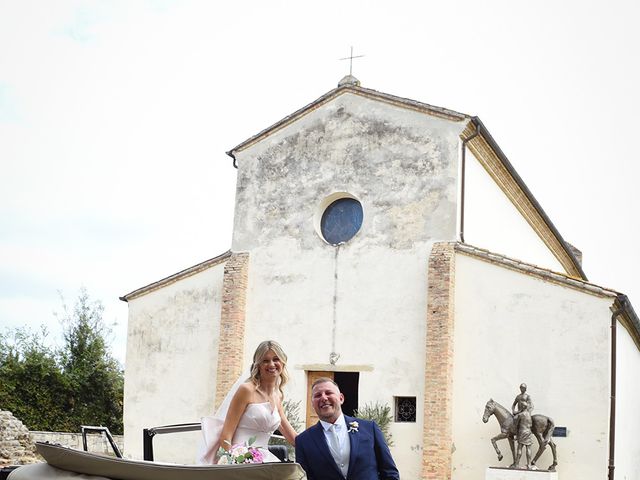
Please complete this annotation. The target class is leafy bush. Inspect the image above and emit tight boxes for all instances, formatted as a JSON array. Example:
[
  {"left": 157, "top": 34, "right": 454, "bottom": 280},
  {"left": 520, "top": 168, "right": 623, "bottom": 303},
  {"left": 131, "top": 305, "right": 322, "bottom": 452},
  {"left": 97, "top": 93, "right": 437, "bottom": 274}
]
[
  {"left": 354, "top": 402, "right": 394, "bottom": 446},
  {"left": 0, "top": 288, "right": 123, "bottom": 434},
  {"left": 0, "top": 327, "right": 70, "bottom": 431},
  {"left": 269, "top": 398, "right": 303, "bottom": 457}
]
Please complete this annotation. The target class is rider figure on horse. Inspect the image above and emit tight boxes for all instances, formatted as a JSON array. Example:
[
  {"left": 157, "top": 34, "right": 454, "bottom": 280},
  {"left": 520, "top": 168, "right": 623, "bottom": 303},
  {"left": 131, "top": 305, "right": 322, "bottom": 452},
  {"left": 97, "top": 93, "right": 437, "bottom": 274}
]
[
  {"left": 512, "top": 383, "right": 535, "bottom": 469},
  {"left": 512, "top": 383, "right": 534, "bottom": 415}
]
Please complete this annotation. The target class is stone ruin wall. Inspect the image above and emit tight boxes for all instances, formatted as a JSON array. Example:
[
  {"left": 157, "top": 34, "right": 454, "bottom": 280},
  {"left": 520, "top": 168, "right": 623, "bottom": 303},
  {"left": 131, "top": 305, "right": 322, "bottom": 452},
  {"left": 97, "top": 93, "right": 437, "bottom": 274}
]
[
  {"left": 0, "top": 411, "right": 38, "bottom": 466},
  {"left": 30, "top": 431, "right": 124, "bottom": 455},
  {"left": 1, "top": 410, "right": 124, "bottom": 466}
]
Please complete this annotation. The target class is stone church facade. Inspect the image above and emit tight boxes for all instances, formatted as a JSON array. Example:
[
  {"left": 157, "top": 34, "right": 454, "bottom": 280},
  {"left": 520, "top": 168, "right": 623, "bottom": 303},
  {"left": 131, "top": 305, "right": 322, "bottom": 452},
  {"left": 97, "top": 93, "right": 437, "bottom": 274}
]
[{"left": 121, "top": 77, "right": 640, "bottom": 479}]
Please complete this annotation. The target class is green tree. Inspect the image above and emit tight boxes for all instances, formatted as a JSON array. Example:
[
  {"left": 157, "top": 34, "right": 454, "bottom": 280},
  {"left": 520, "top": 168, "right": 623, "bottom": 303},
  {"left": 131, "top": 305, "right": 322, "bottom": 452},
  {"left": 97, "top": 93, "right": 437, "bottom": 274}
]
[
  {"left": 57, "top": 287, "right": 124, "bottom": 434},
  {"left": 0, "top": 327, "right": 70, "bottom": 431},
  {"left": 0, "top": 288, "right": 123, "bottom": 434}
]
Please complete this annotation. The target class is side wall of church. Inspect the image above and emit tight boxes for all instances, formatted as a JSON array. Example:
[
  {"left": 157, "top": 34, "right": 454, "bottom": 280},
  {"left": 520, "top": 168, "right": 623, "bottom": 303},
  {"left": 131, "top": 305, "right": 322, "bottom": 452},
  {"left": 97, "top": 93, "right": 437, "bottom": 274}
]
[
  {"left": 614, "top": 322, "right": 640, "bottom": 479},
  {"left": 463, "top": 149, "right": 566, "bottom": 273},
  {"left": 231, "top": 93, "right": 467, "bottom": 478},
  {"left": 452, "top": 253, "right": 613, "bottom": 480},
  {"left": 123, "top": 263, "right": 226, "bottom": 461}
]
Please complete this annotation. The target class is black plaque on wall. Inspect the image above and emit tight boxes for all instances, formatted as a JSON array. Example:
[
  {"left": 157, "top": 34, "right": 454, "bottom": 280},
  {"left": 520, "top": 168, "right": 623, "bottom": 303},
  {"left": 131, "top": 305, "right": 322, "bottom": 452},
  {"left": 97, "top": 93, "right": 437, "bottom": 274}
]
[{"left": 552, "top": 426, "right": 567, "bottom": 437}]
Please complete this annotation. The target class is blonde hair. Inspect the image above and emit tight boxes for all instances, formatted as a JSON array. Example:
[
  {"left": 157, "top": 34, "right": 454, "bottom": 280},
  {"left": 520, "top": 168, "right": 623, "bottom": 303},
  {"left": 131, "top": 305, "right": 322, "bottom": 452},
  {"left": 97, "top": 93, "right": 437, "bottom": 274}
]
[{"left": 249, "top": 340, "right": 289, "bottom": 396}]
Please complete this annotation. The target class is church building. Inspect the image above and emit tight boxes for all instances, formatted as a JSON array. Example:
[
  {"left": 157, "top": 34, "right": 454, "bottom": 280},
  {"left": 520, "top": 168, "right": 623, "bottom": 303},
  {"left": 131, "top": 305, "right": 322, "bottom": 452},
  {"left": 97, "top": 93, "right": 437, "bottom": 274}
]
[{"left": 121, "top": 76, "right": 640, "bottom": 479}]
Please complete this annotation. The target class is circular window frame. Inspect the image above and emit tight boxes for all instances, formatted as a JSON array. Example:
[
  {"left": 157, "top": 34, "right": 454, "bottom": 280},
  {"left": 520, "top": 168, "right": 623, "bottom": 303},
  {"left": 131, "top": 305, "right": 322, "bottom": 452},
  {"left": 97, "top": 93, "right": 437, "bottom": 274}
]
[{"left": 314, "top": 192, "right": 364, "bottom": 246}]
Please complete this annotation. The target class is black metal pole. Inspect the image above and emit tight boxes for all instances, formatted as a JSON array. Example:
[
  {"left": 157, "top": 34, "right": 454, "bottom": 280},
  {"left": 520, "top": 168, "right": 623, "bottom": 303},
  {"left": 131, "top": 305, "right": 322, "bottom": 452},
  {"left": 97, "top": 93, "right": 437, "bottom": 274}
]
[{"left": 143, "top": 429, "right": 155, "bottom": 461}]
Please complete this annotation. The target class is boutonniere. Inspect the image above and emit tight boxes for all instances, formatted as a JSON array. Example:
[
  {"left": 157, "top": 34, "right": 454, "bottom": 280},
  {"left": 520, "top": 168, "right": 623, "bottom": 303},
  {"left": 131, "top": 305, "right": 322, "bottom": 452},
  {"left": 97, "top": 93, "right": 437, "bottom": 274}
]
[{"left": 348, "top": 421, "right": 359, "bottom": 433}]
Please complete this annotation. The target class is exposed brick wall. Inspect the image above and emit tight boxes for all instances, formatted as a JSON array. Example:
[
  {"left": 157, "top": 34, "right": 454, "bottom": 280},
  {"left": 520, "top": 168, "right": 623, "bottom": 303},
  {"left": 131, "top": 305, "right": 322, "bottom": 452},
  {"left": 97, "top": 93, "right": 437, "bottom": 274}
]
[
  {"left": 214, "top": 252, "right": 250, "bottom": 408},
  {"left": 422, "top": 242, "right": 456, "bottom": 480}
]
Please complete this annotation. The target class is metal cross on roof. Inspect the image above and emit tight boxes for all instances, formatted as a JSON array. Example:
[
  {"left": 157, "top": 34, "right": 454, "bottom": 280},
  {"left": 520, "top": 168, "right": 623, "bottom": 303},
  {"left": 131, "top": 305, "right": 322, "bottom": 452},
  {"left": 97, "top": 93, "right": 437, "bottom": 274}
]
[{"left": 339, "top": 46, "right": 364, "bottom": 76}]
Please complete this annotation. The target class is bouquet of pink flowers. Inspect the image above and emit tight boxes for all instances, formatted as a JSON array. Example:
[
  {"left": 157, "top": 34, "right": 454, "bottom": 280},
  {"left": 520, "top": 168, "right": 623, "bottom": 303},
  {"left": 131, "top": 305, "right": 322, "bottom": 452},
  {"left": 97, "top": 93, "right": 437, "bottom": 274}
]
[{"left": 216, "top": 436, "right": 264, "bottom": 465}]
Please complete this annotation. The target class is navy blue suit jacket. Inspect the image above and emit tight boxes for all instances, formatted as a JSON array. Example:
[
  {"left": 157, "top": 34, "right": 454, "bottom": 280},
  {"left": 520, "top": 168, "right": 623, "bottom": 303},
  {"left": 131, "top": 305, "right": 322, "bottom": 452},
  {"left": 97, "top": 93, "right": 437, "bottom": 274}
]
[{"left": 295, "top": 416, "right": 399, "bottom": 480}]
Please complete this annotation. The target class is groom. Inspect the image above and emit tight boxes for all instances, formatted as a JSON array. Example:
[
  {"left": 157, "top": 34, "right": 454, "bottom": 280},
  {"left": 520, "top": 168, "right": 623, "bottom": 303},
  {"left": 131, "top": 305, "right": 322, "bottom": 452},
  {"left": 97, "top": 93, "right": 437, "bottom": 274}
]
[{"left": 295, "top": 378, "right": 399, "bottom": 480}]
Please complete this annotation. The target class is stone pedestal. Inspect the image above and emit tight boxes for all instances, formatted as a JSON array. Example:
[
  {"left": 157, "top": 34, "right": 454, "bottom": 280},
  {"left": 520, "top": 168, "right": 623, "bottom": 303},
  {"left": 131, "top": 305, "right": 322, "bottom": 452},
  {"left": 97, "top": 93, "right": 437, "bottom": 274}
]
[{"left": 486, "top": 467, "right": 558, "bottom": 480}]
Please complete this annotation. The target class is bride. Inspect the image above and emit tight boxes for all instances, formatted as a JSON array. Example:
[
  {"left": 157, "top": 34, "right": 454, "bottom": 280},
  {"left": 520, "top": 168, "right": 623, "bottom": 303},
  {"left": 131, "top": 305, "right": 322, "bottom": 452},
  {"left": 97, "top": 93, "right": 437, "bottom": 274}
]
[{"left": 199, "top": 340, "right": 298, "bottom": 464}]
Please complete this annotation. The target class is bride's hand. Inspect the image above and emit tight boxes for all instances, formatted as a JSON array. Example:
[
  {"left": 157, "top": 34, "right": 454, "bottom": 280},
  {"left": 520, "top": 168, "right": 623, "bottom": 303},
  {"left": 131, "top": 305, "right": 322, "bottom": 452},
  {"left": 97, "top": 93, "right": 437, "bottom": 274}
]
[{"left": 219, "top": 439, "right": 232, "bottom": 453}]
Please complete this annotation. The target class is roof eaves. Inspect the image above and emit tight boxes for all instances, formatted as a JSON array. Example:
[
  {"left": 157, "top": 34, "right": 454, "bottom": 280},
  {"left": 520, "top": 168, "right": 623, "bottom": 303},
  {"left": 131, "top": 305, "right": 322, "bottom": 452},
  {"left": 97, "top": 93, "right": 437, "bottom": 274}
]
[
  {"left": 454, "top": 243, "right": 608, "bottom": 296},
  {"left": 226, "top": 84, "right": 471, "bottom": 159},
  {"left": 226, "top": 86, "right": 344, "bottom": 158},
  {"left": 616, "top": 294, "right": 640, "bottom": 350},
  {"left": 349, "top": 85, "right": 470, "bottom": 122},
  {"left": 120, "top": 250, "right": 232, "bottom": 302}
]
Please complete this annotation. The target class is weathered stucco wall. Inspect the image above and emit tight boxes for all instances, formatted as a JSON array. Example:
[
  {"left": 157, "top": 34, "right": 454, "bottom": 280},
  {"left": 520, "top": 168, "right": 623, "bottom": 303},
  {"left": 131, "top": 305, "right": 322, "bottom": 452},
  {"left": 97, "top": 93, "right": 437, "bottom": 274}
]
[
  {"left": 614, "top": 322, "right": 640, "bottom": 479},
  {"left": 232, "top": 91, "right": 466, "bottom": 252},
  {"left": 452, "top": 253, "right": 613, "bottom": 480},
  {"left": 243, "top": 244, "right": 430, "bottom": 477},
  {"left": 123, "top": 263, "right": 225, "bottom": 461},
  {"left": 231, "top": 92, "right": 467, "bottom": 477}
]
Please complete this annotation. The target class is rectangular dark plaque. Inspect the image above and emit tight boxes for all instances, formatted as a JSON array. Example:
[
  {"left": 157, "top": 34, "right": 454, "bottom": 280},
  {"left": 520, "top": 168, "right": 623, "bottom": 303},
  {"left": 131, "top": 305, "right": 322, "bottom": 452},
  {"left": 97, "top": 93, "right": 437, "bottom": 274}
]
[{"left": 552, "top": 426, "right": 567, "bottom": 437}]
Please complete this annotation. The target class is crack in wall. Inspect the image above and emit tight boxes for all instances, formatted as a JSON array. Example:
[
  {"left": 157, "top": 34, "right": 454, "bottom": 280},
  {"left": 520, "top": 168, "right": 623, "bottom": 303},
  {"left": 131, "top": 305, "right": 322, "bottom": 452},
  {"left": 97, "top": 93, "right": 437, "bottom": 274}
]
[{"left": 330, "top": 245, "right": 340, "bottom": 364}]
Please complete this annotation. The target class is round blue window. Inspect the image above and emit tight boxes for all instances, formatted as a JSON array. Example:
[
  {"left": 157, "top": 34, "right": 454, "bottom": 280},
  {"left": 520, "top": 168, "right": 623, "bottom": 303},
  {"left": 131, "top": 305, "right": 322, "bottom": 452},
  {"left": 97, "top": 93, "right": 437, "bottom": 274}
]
[{"left": 320, "top": 197, "right": 363, "bottom": 245}]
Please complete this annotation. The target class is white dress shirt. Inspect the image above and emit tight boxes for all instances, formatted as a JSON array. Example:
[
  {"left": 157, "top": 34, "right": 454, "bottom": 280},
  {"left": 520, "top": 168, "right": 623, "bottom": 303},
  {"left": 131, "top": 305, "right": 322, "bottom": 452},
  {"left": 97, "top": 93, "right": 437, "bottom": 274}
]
[{"left": 320, "top": 414, "right": 351, "bottom": 478}]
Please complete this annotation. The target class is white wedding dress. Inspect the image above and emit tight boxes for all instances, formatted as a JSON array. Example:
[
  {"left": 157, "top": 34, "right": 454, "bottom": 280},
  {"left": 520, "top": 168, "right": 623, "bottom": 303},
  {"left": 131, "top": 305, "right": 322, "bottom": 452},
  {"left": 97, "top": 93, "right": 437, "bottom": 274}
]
[{"left": 199, "top": 402, "right": 282, "bottom": 464}]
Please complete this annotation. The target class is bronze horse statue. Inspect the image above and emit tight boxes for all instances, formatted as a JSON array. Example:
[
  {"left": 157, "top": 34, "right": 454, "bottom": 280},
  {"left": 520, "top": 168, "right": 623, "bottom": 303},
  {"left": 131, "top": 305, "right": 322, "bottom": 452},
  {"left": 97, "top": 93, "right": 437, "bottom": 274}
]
[{"left": 482, "top": 398, "right": 558, "bottom": 471}]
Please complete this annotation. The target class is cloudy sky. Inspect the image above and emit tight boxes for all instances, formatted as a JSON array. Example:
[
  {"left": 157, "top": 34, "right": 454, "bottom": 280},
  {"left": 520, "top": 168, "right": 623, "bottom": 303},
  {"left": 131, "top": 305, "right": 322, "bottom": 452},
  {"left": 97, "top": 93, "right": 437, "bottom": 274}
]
[{"left": 1, "top": 0, "right": 639, "bottom": 363}]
